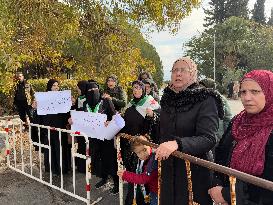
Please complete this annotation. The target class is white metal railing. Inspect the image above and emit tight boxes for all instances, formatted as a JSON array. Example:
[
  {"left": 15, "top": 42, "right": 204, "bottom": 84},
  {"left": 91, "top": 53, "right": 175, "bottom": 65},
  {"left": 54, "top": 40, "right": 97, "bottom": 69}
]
[{"left": 1, "top": 116, "right": 104, "bottom": 205}]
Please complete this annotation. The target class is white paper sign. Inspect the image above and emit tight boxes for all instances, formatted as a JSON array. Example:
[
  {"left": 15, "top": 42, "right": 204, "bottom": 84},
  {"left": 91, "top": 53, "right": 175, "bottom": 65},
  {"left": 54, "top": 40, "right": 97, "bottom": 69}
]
[
  {"left": 35, "top": 90, "right": 72, "bottom": 115},
  {"left": 71, "top": 111, "right": 125, "bottom": 141},
  {"left": 103, "top": 114, "right": 125, "bottom": 140},
  {"left": 70, "top": 110, "right": 107, "bottom": 140}
]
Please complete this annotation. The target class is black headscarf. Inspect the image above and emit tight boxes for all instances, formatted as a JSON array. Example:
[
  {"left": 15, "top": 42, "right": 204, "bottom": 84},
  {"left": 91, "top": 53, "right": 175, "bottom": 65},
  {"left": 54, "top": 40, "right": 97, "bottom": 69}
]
[
  {"left": 46, "top": 79, "right": 59, "bottom": 91},
  {"left": 86, "top": 81, "right": 101, "bottom": 109},
  {"left": 107, "top": 74, "right": 118, "bottom": 84},
  {"left": 77, "top": 80, "right": 88, "bottom": 96},
  {"left": 131, "top": 80, "right": 146, "bottom": 104}
]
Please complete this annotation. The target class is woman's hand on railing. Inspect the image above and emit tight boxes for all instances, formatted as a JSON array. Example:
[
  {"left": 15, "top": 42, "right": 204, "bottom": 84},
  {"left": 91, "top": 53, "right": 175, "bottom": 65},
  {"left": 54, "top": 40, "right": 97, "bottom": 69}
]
[
  {"left": 117, "top": 169, "right": 125, "bottom": 178},
  {"left": 155, "top": 140, "right": 178, "bottom": 160},
  {"left": 208, "top": 186, "right": 228, "bottom": 205}
]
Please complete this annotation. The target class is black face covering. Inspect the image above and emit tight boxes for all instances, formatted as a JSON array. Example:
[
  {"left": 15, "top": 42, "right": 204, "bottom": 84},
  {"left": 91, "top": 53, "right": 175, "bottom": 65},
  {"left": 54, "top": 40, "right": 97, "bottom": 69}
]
[{"left": 86, "top": 82, "right": 101, "bottom": 109}]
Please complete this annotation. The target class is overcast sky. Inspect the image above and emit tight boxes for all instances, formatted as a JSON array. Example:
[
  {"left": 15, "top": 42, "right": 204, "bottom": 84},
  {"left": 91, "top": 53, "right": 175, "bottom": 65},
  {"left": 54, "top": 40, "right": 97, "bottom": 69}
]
[{"left": 145, "top": 0, "right": 273, "bottom": 80}]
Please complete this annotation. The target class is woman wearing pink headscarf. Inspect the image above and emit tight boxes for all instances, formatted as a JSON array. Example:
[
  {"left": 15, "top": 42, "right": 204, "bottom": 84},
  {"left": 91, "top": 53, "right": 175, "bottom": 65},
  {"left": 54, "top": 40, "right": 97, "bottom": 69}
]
[
  {"left": 209, "top": 70, "right": 273, "bottom": 205},
  {"left": 155, "top": 57, "right": 224, "bottom": 205}
]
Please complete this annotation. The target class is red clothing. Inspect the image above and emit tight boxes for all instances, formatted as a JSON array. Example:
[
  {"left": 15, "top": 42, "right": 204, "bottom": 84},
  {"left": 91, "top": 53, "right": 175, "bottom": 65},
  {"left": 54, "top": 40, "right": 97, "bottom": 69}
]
[{"left": 122, "top": 158, "right": 158, "bottom": 194}]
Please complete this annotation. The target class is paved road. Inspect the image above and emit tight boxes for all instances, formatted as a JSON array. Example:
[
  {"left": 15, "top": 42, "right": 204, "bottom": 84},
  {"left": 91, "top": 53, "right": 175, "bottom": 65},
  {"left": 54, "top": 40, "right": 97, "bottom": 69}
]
[{"left": 0, "top": 100, "right": 244, "bottom": 205}]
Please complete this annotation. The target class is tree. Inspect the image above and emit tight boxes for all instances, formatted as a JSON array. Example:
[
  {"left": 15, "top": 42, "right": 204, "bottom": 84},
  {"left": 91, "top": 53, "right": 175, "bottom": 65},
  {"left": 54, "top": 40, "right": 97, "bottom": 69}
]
[
  {"left": 204, "top": 0, "right": 249, "bottom": 27},
  {"left": 65, "top": 0, "right": 201, "bottom": 33},
  {"left": 204, "top": 0, "right": 226, "bottom": 27},
  {"left": 185, "top": 16, "right": 273, "bottom": 86},
  {"left": 268, "top": 8, "right": 273, "bottom": 25},
  {"left": 225, "top": 0, "right": 249, "bottom": 19},
  {"left": 130, "top": 28, "right": 164, "bottom": 87},
  {"left": 252, "top": 0, "right": 266, "bottom": 24}
]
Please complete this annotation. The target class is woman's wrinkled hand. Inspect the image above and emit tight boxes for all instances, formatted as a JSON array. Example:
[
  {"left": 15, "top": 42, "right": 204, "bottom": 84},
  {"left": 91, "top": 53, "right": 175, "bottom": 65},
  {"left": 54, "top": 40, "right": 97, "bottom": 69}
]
[
  {"left": 146, "top": 108, "right": 154, "bottom": 117},
  {"left": 208, "top": 186, "right": 228, "bottom": 205},
  {"left": 155, "top": 140, "right": 178, "bottom": 160}
]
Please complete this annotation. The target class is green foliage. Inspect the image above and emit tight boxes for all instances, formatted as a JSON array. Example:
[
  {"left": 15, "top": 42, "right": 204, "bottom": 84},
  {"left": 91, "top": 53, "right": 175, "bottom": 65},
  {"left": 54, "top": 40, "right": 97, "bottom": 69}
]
[
  {"left": 65, "top": 0, "right": 200, "bottom": 33},
  {"left": 186, "top": 16, "right": 273, "bottom": 85},
  {"left": 204, "top": 0, "right": 226, "bottom": 26},
  {"left": 130, "top": 28, "right": 164, "bottom": 87},
  {"left": 252, "top": 0, "right": 266, "bottom": 24},
  {"left": 204, "top": 0, "right": 249, "bottom": 27},
  {"left": 0, "top": 0, "right": 200, "bottom": 114}
]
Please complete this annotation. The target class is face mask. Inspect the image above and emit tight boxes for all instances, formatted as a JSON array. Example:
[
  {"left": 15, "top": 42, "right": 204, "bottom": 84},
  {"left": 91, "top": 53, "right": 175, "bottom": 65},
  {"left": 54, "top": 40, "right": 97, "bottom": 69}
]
[{"left": 86, "top": 89, "right": 100, "bottom": 108}]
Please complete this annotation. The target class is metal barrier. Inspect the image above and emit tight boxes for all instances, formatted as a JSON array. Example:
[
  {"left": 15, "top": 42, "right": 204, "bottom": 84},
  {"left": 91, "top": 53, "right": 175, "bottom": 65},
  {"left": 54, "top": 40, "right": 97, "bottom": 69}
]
[
  {"left": 1, "top": 116, "right": 103, "bottom": 205},
  {"left": 117, "top": 133, "right": 273, "bottom": 205}
]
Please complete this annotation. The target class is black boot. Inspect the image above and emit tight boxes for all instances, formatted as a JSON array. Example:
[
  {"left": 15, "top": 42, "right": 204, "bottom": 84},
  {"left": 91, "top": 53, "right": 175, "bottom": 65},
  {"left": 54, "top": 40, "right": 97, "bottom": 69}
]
[
  {"left": 110, "top": 176, "right": 119, "bottom": 195},
  {"left": 95, "top": 178, "right": 107, "bottom": 189}
]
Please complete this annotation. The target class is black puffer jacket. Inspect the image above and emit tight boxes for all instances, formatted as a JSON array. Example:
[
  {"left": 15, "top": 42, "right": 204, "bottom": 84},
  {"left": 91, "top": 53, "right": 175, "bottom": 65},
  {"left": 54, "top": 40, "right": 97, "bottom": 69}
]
[{"left": 213, "top": 121, "right": 273, "bottom": 205}]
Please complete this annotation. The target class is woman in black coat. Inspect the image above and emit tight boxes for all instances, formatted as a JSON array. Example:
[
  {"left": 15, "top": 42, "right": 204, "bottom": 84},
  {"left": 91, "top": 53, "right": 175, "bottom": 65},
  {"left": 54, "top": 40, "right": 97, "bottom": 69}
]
[
  {"left": 41, "top": 79, "right": 70, "bottom": 175},
  {"left": 82, "top": 81, "right": 118, "bottom": 194},
  {"left": 209, "top": 70, "right": 273, "bottom": 205},
  {"left": 102, "top": 74, "right": 127, "bottom": 112},
  {"left": 71, "top": 80, "right": 88, "bottom": 173},
  {"left": 155, "top": 57, "right": 224, "bottom": 205}
]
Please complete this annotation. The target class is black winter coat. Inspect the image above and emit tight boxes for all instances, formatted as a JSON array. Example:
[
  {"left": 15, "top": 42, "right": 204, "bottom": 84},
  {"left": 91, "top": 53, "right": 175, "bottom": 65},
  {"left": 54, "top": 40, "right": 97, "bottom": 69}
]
[
  {"left": 83, "top": 98, "right": 117, "bottom": 177},
  {"left": 40, "top": 112, "right": 70, "bottom": 175},
  {"left": 213, "top": 122, "right": 273, "bottom": 205},
  {"left": 159, "top": 84, "right": 223, "bottom": 205},
  {"left": 104, "top": 86, "right": 127, "bottom": 112}
]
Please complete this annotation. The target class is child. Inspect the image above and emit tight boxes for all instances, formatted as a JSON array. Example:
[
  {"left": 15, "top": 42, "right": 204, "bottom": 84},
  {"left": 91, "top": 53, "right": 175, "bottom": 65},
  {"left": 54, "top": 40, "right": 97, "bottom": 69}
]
[{"left": 117, "top": 136, "right": 158, "bottom": 205}]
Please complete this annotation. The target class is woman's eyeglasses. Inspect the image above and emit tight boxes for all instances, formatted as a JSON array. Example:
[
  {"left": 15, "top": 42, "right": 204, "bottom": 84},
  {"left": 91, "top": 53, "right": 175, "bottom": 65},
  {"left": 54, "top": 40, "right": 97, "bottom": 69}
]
[
  {"left": 171, "top": 67, "right": 190, "bottom": 74},
  {"left": 133, "top": 85, "right": 142, "bottom": 90}
]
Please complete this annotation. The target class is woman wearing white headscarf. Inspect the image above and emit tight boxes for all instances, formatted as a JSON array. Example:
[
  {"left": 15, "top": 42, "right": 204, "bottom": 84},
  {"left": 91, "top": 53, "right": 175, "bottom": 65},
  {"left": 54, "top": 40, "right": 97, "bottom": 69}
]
[{"left": 155, "top": 57, "right": 224, "bottom": 205}]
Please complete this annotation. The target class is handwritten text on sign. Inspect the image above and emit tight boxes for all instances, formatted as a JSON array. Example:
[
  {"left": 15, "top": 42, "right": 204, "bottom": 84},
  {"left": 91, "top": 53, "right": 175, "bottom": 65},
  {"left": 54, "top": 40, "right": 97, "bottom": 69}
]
[
  {"left": 70, "top": 110, "right": 107, "bottom": 140},
  {"left": 35, "top": 90, "right": 72, "bottom": 115},
  {"left": 71, "top": 111, "right": 125, "bottom": 140}
]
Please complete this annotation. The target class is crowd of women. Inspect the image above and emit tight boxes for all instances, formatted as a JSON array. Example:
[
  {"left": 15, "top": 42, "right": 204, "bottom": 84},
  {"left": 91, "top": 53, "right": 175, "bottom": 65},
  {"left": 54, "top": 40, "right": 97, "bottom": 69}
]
[{"left": 18, "top": 56, "right": 273, "bottom": 205}]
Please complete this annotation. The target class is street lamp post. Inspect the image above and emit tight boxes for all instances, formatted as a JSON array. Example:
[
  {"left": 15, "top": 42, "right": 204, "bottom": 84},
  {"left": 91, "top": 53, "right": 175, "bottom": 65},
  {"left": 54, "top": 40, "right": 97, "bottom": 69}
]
[{"left": 213, "top": 33, "right": 216, "bottom": 88}]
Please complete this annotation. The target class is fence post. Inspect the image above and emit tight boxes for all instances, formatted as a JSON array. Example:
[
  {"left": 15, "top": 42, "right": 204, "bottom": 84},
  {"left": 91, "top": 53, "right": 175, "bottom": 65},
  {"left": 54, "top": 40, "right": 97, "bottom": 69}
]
[
  {"left": 5, "top": 122, "right": 10, "bottom": 167},
  {"left": 116, "top": 136, "right": 123, "bottom": 205},
  {"left": 157, "top": 159, "right": 162, "bottom": 205},
  {"left": 85, "top": 136, "right": 91, "bottom": 205},
  {"left": 229, "top": 176, "right": 237, "bottom": 205}
]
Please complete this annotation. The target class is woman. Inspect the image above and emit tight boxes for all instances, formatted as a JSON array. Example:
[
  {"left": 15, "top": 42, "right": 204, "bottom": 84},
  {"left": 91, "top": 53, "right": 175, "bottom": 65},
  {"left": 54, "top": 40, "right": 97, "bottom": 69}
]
[
  {"left": 72, "top": 80, "right": 88, "bottom": 111},
  {"left": 138, "top": 71, "right": 159, "bottom": 94},
  {"left": 142, "top": 79, "right": 160, "bottom": 102},
  {"left": 155, "top": 57, "right": 224, "bottom": 205},
  {"left": 121, "top": 80, "right": 160, "bottom": 205},
  {"left": 103, "top": 74, "right": 127, "bottom": 112},
  {"left": 41, "top": 79, "right": 70, "bottom": 175},
  {"left": 71, "top": 80, "right": 88, "bottom": 173},
  {"left": 209, "top": 70, "right": 273, "bottom": 205},
  {"left": 82, "top": 81, "right": 118, "bottom": 194}
]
